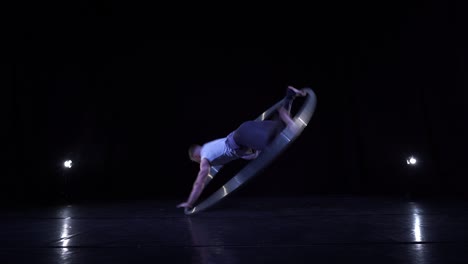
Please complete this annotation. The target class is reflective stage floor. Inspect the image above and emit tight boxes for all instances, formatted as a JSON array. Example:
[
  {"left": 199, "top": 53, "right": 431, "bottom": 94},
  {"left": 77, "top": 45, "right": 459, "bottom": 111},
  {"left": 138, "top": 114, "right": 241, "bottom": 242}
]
[{"left": 1, "top": 195, "right": 467, "bottom": 264}]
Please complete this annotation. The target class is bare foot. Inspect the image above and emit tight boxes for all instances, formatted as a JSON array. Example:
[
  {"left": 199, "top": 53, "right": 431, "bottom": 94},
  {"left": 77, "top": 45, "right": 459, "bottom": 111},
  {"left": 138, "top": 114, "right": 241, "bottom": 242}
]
[{"left": 287, "top": 86, "right": 307, "bottom": 97}]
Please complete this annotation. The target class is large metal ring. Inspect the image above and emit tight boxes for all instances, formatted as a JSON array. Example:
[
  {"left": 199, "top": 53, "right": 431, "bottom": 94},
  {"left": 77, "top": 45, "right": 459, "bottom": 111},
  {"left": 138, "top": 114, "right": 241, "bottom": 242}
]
[{"left": 185, "top": 88, "right": 317, "bottom": 215}]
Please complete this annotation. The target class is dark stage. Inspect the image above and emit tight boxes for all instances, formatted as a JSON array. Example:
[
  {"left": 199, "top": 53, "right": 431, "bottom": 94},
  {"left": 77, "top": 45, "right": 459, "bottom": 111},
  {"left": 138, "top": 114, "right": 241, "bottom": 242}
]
[
  {"left": 4, "top": 0, "right": 468, "bottom": 263},
  {"left": 1, "top": 196, "right": 468, "bottom": 263}
]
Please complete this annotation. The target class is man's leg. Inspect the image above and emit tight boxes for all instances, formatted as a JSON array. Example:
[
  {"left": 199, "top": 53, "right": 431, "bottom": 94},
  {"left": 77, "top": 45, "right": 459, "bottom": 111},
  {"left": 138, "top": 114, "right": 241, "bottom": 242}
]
[
  {"left": 232, "top": 86, "right": 306, "bottom": 150},
  {"left": 278, "top": 86, "right": 306, "bottom": 131},
  {"left": 283, "top": 86, "right": 306, "bottom": 114}
]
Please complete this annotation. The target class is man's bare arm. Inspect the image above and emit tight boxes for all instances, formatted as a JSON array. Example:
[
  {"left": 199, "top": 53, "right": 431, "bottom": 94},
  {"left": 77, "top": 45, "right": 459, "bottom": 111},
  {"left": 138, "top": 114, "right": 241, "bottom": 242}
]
[{"left": 176, "top": 158, "right": 211, "bottom": 209}]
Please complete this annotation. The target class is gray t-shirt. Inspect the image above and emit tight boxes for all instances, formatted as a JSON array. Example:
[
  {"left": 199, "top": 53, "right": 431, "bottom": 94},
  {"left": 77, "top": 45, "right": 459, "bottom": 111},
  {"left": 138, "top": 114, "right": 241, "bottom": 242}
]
[{"left": 200, "top": 137, "right": 238, "bottom": 166}]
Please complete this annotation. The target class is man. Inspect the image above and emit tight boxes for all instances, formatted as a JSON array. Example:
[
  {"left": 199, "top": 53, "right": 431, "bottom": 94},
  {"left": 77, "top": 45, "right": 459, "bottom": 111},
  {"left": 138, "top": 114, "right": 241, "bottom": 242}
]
[{"left": 177, "top": 86, "right": 307, "bottom": 209}]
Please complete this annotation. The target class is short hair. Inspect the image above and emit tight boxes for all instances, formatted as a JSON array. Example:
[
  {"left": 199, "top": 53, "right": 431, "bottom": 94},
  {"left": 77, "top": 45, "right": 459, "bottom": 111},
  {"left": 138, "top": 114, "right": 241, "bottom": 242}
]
[{"left": 188, "top": 144, "right": 199, "bottom": 161}]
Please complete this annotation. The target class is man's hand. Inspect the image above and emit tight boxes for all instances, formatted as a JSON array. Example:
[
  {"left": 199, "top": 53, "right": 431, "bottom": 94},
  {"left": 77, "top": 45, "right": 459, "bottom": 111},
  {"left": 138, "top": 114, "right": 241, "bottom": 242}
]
[
  {"left": 177, "top": 159, "right": 210, "bottom": 211},
  {"left": 176, "top": 202, "right": 193, "bottom": 209},
  {"left": 242, "top": 149, "right": 260, "bottom": 160}
]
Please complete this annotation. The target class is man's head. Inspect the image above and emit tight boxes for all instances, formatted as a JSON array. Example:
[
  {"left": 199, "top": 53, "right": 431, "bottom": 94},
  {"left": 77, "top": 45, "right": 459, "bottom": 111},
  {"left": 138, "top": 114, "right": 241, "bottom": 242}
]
[{"left": 188, "top": 144, "right": 202, "bottom": 163}]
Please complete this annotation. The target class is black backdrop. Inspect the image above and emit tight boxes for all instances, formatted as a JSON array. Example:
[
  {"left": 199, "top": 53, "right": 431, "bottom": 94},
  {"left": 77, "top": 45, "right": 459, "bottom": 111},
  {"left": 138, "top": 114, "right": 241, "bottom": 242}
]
[{"left": 3, "top": 0, "right": 468, "bottom": 203}]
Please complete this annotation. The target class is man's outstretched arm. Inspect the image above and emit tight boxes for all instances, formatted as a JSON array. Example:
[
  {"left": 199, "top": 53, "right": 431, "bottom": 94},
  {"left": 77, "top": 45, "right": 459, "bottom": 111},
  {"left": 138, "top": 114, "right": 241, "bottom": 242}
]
[{"left": 176, "top": 158, "right": 211, "bottom": 209}]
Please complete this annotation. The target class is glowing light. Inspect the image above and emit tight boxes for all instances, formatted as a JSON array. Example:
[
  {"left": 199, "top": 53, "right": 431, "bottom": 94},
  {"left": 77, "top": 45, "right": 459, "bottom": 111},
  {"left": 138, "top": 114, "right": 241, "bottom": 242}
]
[
  {"left": 64, "top": 160, "right": 73, "bottom": 168},
  {"left": 406, "top": 156, "right": 417, "bottom": 165}
]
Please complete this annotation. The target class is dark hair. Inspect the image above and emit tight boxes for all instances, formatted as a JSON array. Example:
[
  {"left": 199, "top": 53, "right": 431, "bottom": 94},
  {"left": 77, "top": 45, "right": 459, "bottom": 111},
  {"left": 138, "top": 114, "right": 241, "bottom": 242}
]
[{"left": 188, "top": 144, "right": 199, "bottom": 161}]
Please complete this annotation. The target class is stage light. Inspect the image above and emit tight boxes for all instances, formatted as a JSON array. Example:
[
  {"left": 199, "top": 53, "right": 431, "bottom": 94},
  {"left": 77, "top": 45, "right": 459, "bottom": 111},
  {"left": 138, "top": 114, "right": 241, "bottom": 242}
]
[
  {"left": 406, "top": 156, "right": 417, "bottom": 165},
  {"left": 64, "top": 160, "right": 73, "bottom": 168}
]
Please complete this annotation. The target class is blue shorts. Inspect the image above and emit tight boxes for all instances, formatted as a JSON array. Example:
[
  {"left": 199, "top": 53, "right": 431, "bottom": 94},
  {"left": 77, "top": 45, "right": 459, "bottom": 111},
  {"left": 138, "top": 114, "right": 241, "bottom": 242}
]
[{"left": 232, "top": 120, "right": 284, "bottom": 151}]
